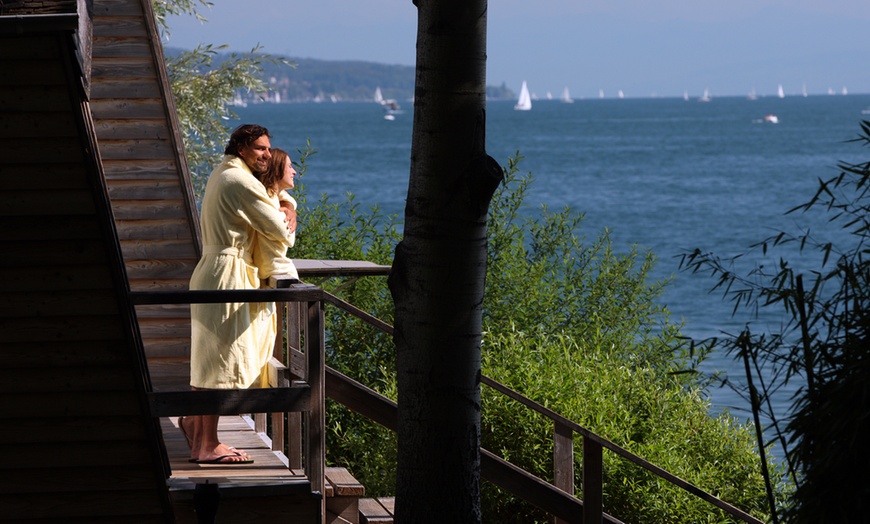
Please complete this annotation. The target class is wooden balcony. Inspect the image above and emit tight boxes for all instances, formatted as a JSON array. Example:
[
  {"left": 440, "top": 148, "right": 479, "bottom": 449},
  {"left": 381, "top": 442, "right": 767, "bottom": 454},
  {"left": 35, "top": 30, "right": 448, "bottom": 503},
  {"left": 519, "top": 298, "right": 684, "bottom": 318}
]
[
  {"left": 132, "top": 262, "right": 392, "bottom": 523},
  {"left": 133, "top": 261, "right": 760, "bottom": 524}
]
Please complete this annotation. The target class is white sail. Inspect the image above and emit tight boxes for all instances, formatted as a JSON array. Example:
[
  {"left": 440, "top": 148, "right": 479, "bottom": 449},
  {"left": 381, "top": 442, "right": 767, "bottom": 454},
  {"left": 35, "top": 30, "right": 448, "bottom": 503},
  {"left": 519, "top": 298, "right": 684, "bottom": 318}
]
[
  {"left": 374, "top": 87, "right": 384, "bottom": 104},
  {"left": 514, "top": 80, "right": 532, "bottom": 110},
  {"left": 560, "top": 86, "right": 574, "bottom": 103},
  {"left": 777, "top": 84, "right": 785, "bottom": 98}
]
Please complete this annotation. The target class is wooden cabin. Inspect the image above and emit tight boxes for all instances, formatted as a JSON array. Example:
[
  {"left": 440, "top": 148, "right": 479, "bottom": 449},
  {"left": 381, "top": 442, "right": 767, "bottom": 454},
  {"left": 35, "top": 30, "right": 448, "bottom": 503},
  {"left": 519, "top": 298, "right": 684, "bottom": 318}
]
[
  {"left": 0, "top": 1, "right": 769, "bottom": 523},
  {"left": 0, "top": 0, "right": 179, "bottom": 520},
  {"left": 0, "top": 0, "right": 329, "bottom": 521}
]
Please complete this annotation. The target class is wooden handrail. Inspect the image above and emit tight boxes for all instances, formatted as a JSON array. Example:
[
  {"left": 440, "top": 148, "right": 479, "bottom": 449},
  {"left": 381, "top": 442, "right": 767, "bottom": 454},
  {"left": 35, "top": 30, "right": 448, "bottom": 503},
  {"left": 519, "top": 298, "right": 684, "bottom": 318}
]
[
  {"left": 130, "top": 284, "right": 323, "bottom": 305},
  {"left": 135, "top": 275, "right": 762, "bottom": 523},
  {"left": 321, "top": 288, "right": 765, "bottom": 524},
  {"left": 147, "top": 387, "right": 310, "bottom": 417},
  {"left": 324, "top": 366, "right": 623, "bottom": 523}
]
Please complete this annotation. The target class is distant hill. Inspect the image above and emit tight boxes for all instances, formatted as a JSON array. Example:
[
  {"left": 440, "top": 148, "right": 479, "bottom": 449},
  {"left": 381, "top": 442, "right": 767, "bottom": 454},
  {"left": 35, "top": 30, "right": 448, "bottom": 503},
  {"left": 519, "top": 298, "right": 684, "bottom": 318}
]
[{"left": 165, "top": 48, "right": 515, "bottom": 103}]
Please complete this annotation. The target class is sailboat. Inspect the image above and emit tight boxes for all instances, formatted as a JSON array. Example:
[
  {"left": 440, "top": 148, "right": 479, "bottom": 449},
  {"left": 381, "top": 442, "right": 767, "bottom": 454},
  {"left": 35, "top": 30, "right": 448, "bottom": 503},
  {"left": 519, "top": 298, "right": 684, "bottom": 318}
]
[
  {"left": 560, "top": 86, "right": 574, "bottom": 103},
  {"left": 514, "top": 80, "right": 532, "bottom": 111},
  {"left": 698, "top": 88, "right": 711, "bottom": 102},
  {"left": 777, "top": 84, "right": 785, "bottom": 98},
  {"left": 374, "top": 86, "right": 401, "bottom": 120}
]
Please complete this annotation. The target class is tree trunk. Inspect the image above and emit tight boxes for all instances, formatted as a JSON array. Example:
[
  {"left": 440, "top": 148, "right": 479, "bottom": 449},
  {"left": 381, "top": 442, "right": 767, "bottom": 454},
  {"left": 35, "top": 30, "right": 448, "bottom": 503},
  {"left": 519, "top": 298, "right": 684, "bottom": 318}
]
[{"left": 388, "top": 1, "right": 503, "bottom": 522}]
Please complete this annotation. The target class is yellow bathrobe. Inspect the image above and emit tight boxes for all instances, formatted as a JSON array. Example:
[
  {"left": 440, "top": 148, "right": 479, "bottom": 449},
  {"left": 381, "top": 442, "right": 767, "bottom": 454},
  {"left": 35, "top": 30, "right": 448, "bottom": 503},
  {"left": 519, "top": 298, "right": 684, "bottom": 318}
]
[
  {"left": 189, "top": 155, "right": 295, "bottom": 389},
  {"left": 253, "top": 192, "right": 298, "bottom": 281}
]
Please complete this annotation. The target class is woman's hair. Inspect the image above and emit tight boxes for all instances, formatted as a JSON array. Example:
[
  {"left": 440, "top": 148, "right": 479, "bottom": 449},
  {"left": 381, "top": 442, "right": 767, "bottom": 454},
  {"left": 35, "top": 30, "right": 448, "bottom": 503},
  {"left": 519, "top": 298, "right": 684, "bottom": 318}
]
[
  {"left": 257, "top": 147, "right": 289, "bottom": 196},
  {"left": 224, "top": 124, "right": 270, "bottom": 156}
]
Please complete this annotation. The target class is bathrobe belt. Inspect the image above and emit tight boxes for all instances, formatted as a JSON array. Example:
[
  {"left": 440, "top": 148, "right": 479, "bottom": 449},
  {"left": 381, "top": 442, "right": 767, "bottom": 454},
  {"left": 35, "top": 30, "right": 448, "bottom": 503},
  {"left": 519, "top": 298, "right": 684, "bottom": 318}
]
[{"left": 202, "top": 245, "right": 254, "bottom": 266}]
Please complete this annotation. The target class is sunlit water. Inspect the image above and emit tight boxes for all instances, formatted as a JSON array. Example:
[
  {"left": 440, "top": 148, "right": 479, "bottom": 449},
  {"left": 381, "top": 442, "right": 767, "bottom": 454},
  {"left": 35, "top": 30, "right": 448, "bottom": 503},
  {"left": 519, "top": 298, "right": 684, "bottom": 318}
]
[{"left": 233, "top": 94, "right": 870, "bottom": 462}]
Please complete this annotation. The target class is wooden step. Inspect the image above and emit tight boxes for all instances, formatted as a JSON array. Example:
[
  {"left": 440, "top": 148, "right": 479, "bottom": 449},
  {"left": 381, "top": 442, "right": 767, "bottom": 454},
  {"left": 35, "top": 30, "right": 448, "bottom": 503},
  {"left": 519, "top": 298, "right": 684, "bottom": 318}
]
[
  {"left": 359, "top": 497, "right": 395, "bottom": 524},
  {"left": 325, "top": 467, "right": 365, "bottom": 524}
]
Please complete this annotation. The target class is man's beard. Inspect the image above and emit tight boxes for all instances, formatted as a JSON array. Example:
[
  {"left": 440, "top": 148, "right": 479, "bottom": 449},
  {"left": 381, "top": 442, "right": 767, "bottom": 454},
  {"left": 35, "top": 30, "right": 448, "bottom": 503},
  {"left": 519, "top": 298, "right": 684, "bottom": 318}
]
[{"left": 248, "top": 159, "right": 269, "bottom": 175}]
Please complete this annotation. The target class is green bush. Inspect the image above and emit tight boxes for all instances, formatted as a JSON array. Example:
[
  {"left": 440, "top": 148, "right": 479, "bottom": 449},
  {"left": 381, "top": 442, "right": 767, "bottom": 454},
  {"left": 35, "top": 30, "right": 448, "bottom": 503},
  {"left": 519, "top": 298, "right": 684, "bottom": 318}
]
[
  {"left": 290, "top": 150, "right": 402, "bottom": 496},
  {"left": 290, "top": 151, "right": 781, "bottom": 522},
  {"left": 481, "top": 327, "right": 776, "bottom": 523},
  {"left": 478, "top": 156, "right": 780, "bottom": 523}
]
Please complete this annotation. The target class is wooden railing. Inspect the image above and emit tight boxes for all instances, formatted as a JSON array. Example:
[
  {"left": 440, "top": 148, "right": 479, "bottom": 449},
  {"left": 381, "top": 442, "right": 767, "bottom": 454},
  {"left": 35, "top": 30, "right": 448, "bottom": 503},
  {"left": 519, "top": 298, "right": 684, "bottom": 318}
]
[
  {"left": 130, "top": 284, "right": 326, "bottom": 512},
  {"left": 313, "top": 284, "right": 765, "bottom": 524},
  {"left": 133, "top": 264, "right": 765, "bottom": 523}
]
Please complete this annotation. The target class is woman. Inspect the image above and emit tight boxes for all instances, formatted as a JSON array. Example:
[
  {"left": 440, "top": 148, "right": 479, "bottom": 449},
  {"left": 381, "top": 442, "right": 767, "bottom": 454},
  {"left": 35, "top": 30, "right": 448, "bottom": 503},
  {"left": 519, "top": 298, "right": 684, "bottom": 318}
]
[
  {"left": 181, "top": 125, "right": 294, "bottom": 464},
  {"left": 252, "top": 147, "right": 299, "bottom": 283}
]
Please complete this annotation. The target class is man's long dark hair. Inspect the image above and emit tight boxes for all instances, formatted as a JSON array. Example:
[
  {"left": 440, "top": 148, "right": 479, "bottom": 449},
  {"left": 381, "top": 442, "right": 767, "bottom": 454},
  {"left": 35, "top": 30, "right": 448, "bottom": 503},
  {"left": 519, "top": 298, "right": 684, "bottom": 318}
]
[{"left": 224, "top": 124, "right": 270, "bottom": 156}]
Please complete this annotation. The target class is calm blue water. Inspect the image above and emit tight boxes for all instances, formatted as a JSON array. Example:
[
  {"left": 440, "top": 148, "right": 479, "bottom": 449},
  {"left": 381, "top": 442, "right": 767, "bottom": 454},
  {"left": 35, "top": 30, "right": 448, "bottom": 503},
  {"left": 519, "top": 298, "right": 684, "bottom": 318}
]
[{"left": 233, "top": 94, "right": 870, "bottom": 457}]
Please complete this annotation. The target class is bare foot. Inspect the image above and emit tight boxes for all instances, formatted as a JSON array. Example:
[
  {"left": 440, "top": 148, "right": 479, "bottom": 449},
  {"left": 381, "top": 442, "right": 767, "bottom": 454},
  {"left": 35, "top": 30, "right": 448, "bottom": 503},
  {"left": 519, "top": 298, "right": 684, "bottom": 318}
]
[{"left": 194, "top": 444, "right": 252, "bottom": 464}]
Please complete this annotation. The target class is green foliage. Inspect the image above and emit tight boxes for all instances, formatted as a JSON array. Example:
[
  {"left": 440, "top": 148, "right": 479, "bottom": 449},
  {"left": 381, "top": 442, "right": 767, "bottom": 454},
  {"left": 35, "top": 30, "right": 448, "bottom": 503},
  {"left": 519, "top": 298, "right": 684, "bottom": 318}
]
[
  {"left": 481, "top": 327, "right": 778, "bottom": 523},
  {"left": 154, "top": 0, "right": 293, "bottom": 201},
  {"left": 152, "top": 0, "right": 211, "bottom": 28},
  {"left": 156, "top": 1, "right": 783, "bottom": 506},
  {"left": 168, "top": 44, "right": 292, "bottom": 196},
  {"left": 679, "top": 121, "right": 870, "bottom": 523},
  {"left": 486, "top": 155, "right": 689, "bottom": 375},
  {"left": 479, "top": 157, "right": 779, "bottom": 523},
  {"left": 287, "top": 151, "right": 778, "bottom": 521},
  {"left": 289, "top": 146, "right": 403, "bottom": 495}
]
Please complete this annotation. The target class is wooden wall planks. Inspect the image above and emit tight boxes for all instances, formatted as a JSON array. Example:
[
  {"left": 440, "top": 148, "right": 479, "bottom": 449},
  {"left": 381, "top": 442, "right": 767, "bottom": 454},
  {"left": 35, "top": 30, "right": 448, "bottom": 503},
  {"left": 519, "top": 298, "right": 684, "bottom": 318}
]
[{"left": 89, "top": 0, "right": 201, "bottom": 360}]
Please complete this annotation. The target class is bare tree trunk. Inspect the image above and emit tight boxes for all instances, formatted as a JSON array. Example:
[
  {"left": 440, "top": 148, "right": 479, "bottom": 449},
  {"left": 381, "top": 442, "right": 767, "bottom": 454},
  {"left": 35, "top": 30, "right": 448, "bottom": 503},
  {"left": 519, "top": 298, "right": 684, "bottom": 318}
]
[{"left": 388, "top": 1, "right": 502, "bottom": 522}]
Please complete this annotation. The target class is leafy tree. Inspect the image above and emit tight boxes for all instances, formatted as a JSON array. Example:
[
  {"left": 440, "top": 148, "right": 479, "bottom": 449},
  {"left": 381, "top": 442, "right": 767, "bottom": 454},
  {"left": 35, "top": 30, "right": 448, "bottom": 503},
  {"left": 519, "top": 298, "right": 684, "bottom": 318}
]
[
  {"left": 680, "top": 120, "right": 870, "bottom": 523},
  {"left": 153, "top": 0, "right": 292, "bottom": 201}
]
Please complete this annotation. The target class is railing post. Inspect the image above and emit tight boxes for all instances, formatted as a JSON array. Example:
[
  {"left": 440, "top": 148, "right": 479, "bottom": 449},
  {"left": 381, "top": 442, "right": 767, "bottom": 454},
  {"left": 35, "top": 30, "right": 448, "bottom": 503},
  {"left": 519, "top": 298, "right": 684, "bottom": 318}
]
[
  {"left": 305, "top": 298, "right": 326, "bottom": 521},
  {"left": 285, "top": 300, "right": 304, "bottom": 468},
  {"left": 268, "top": 301, "right": 287, "bottom": 452},
  {"left": 554, "top": 421, "right": 575, "bottom": 524},
  {"left": 583, "top": 436, "right": 603, "bottom": 524}
]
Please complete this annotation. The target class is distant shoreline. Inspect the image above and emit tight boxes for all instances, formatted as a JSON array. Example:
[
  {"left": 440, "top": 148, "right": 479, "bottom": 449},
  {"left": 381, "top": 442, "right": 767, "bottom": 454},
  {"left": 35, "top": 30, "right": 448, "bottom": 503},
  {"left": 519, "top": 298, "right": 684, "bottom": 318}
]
[{"left": 165, "top": 48, "right": 515, "bottom": 103}]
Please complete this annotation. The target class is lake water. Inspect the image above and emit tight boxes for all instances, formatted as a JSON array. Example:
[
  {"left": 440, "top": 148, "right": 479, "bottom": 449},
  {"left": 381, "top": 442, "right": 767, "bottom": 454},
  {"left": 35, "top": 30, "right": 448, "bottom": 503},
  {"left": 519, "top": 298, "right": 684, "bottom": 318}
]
[{"left": 232, "top": 94, "right": 870, "bottom": 458}]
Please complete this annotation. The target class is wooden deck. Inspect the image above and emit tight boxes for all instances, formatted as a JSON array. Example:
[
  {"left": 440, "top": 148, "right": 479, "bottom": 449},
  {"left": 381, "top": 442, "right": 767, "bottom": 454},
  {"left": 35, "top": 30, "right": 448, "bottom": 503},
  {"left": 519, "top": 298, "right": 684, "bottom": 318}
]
[
  {"left": 161, "top": 416, "right": 304, "bottom": 486},
  {"left": 161, "top": 415, "right": 384, "bottom": 524},
  {"left": 165, "top": 417, "right": 320, "bottom": 522}
]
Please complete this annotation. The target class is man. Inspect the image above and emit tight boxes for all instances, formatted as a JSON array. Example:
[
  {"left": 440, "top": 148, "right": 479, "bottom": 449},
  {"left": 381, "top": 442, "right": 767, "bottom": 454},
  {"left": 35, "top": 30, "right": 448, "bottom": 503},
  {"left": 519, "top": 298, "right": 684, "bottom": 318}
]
[{"left": 180, "top": 124, "right": 294, "bottom": 464}]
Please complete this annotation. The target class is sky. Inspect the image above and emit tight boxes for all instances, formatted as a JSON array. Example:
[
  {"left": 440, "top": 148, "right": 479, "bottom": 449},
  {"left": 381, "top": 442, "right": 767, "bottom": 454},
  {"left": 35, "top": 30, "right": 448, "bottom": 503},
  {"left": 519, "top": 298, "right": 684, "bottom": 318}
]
[{"left": 165, "top": 0, "right": 870, "bottom": 99}]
